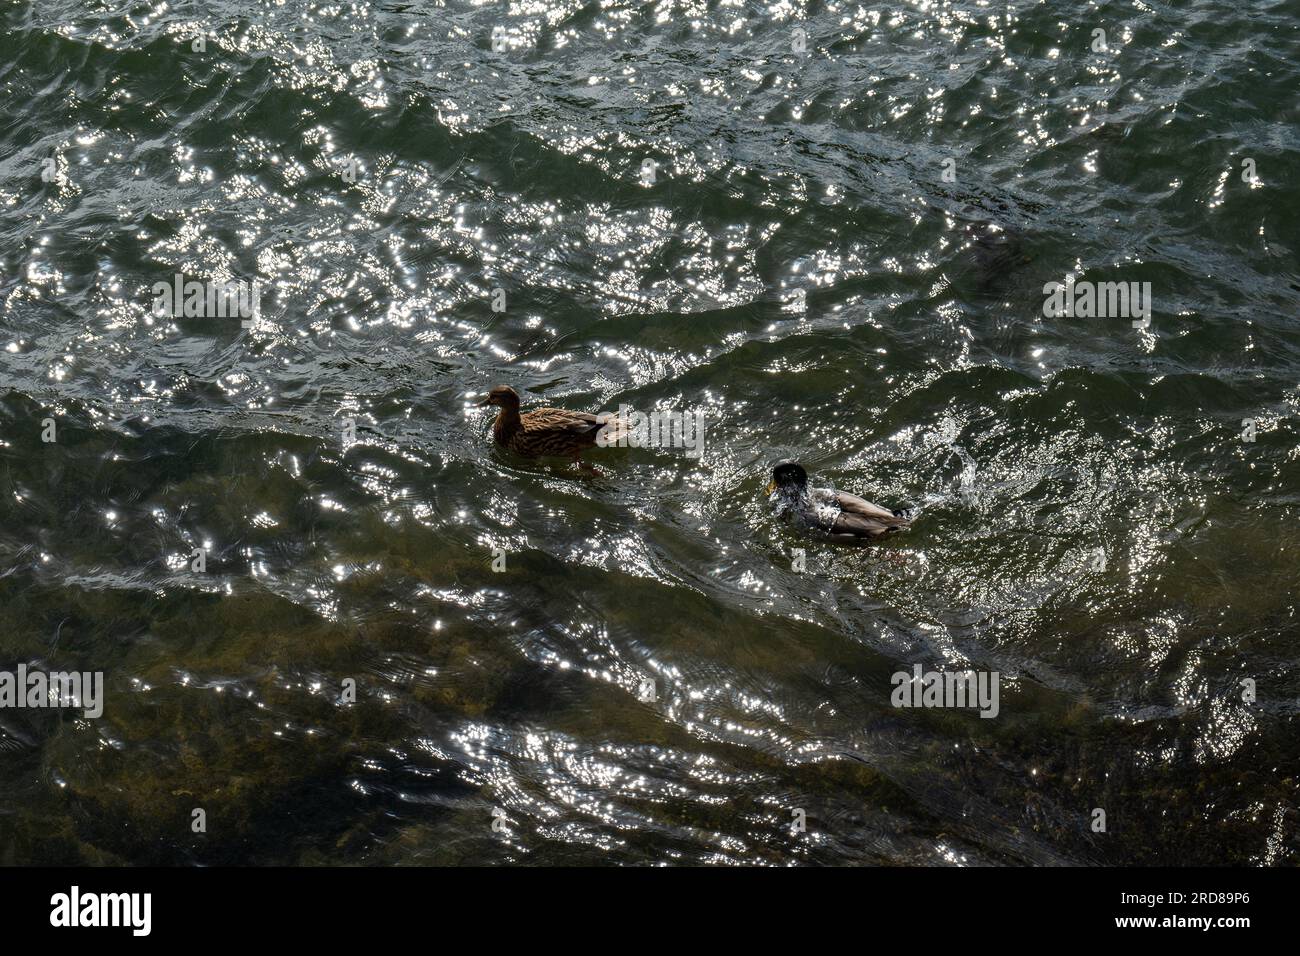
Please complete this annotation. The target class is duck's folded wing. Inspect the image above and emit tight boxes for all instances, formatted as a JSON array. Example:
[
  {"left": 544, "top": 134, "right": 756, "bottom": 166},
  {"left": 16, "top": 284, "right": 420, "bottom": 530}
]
[
  {"left": 830, "top": 511, "right": 907, "bottom": 537},
  {"left": 834, "top": 490, "right": 908, "bottom": 524},
  {"left": 528, "top": 408, "right": 603, "bottom": 436}
]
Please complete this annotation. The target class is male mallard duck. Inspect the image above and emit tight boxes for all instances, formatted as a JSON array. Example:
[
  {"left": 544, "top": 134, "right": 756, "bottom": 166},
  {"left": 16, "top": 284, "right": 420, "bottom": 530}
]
[
  {"left": 479, "top": 385, "right": 624, "bottom": 461},
  {"left": 766, "top": 462, "right": 911, "bottom": 539}
]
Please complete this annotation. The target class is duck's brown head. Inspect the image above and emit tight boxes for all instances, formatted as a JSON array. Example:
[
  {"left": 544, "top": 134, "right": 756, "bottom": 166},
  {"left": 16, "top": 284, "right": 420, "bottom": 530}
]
[{"left": 478, "top": 385, "right": 521, "bottom": 409}]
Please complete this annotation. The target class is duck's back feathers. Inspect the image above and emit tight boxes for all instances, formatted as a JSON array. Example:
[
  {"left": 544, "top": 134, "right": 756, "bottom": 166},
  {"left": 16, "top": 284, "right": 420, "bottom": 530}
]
[
  {"left": 496, "top": 406, "right": 629, "bottom": 458},
  {"left": 524, "top": 407, "right": 602, "bottom": 435},
  {"left": 827, "top": 510, "right": 909, "bottom": 538},
  {"left": 806, "top": 487, "right": 911, "bottom": 539},
  {"left": 833, "top": 490, "right": 904, "bottom": 524}
]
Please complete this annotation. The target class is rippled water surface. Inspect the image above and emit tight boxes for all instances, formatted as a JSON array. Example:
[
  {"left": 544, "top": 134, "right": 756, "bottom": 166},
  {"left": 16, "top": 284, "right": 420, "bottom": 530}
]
[{"left": 2, "top": 0, "right": 1299, "bottom": 865}]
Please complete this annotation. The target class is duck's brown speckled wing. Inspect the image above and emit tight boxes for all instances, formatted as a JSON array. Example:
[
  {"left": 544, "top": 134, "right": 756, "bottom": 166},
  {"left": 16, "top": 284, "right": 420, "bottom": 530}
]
[
  {"left": 830, "top": 490, "right": 910, "bottom": 537},
  {"left": 510, "top": 407, "right": 603, "bottom": 458}
]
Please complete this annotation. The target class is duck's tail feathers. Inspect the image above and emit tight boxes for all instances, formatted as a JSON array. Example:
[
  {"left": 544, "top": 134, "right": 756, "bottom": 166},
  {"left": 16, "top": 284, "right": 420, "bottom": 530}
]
[{"left": 594, "top": 414, "right": 634, "bottom": 447}]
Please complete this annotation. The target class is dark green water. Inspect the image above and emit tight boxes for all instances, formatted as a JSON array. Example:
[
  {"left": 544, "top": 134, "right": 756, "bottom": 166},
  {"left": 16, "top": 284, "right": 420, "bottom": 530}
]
[{"left": 1, "top": 0, "right": 1298, "bottom": 865}]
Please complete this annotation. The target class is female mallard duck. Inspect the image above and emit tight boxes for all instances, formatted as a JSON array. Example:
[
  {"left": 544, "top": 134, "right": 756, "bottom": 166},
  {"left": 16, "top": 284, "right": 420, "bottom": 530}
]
[
  {"left": 479, "top": 385, "right": 624, "bottom": 461},
  {"left": 766, "top": 462, "right": 911, "bottom": 540}
]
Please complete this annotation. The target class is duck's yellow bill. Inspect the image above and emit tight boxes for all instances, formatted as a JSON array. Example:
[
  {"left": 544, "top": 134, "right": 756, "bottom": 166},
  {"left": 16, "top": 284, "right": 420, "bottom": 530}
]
[{"left": 765, "top": 480, "right": 776, "bottom": 495}]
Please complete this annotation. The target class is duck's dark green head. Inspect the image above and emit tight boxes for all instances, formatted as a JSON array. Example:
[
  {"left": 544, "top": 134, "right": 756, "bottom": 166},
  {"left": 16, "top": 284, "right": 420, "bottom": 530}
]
[{"left": 766, "top": 461, "right": 808, "bottom": 496}]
